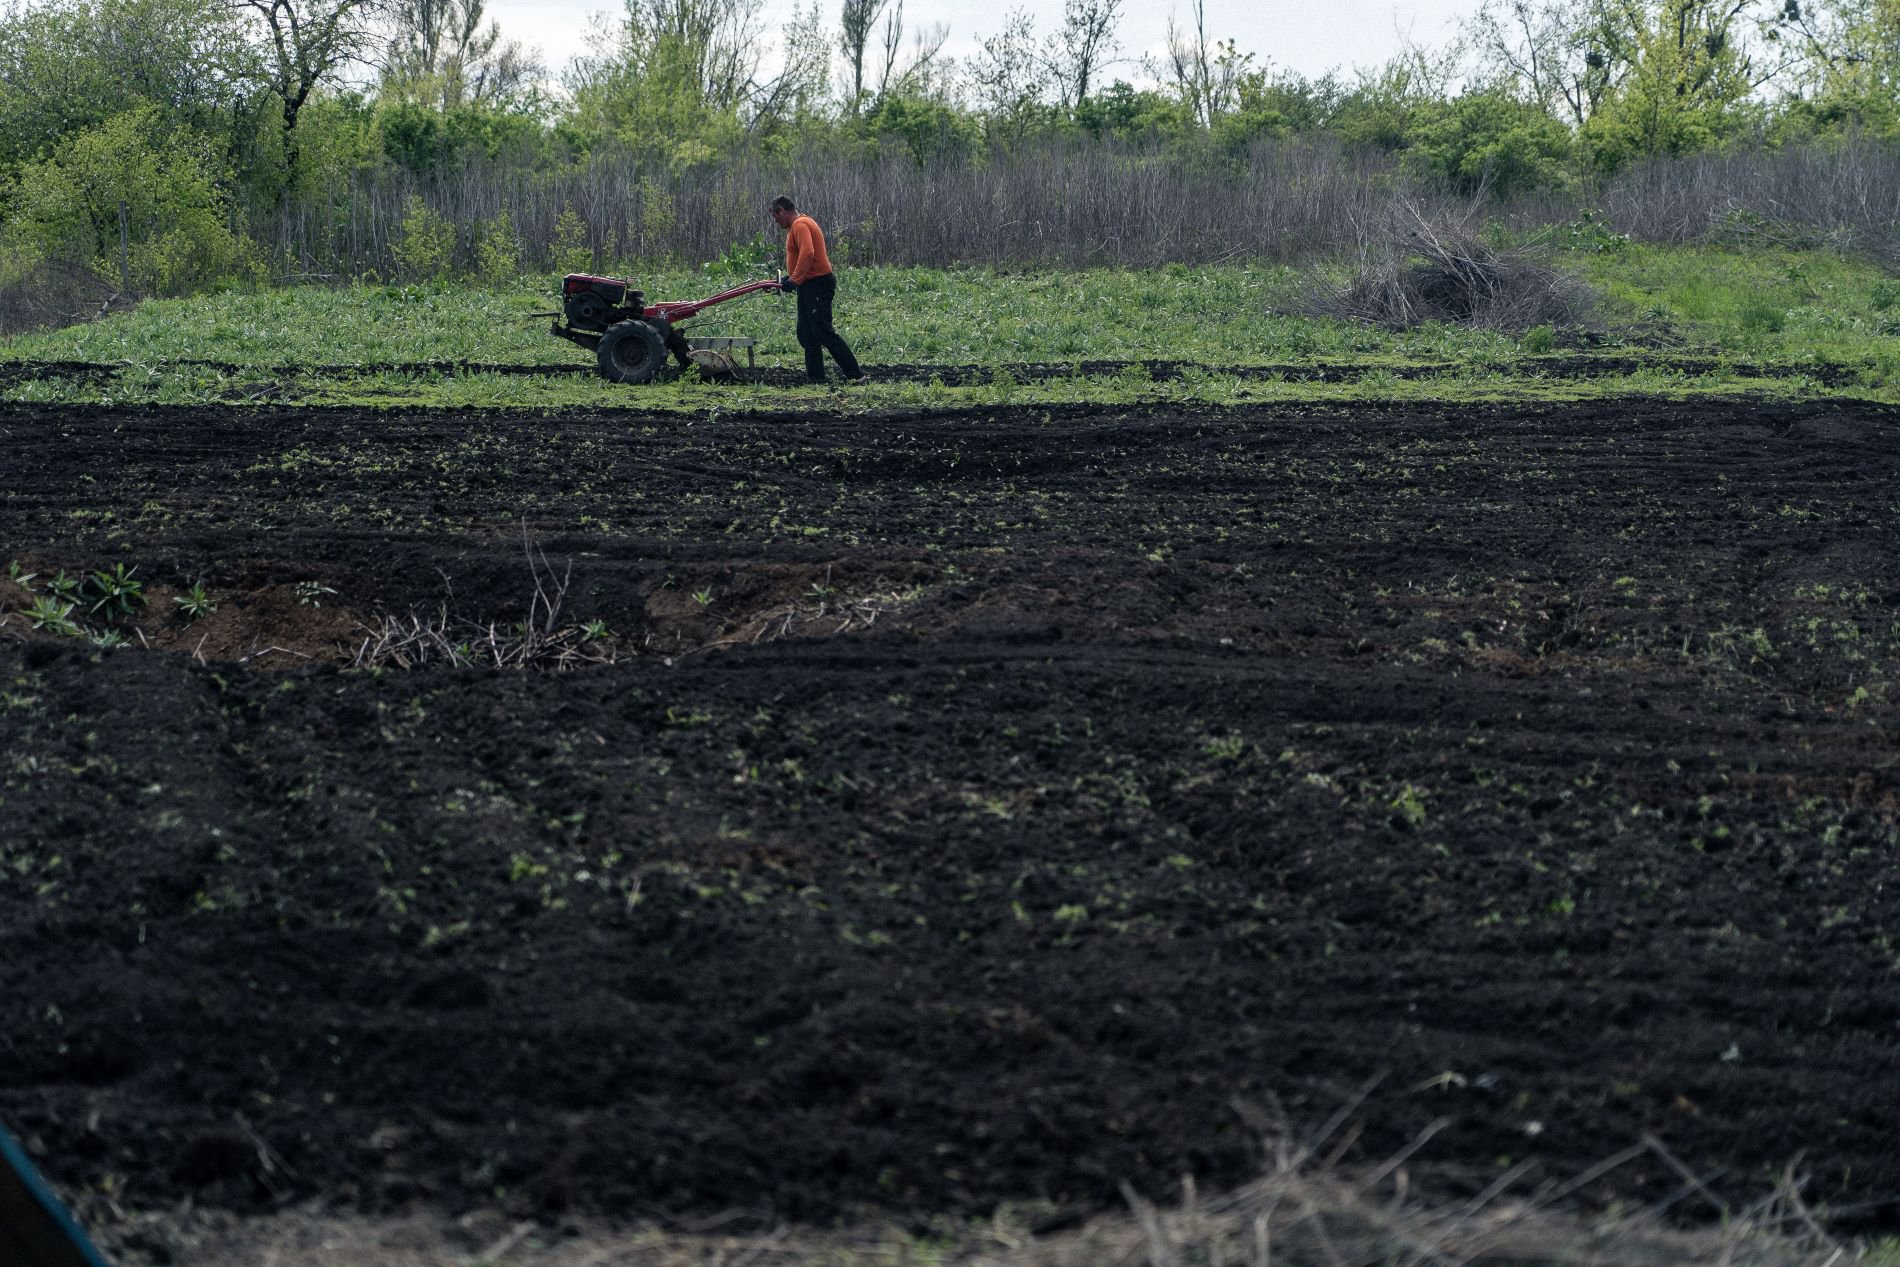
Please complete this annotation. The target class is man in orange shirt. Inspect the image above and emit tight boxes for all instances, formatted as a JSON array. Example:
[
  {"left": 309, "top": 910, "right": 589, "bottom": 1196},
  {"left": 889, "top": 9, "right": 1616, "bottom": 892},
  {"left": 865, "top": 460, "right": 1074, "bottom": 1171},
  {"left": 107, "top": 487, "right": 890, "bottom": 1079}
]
[{"left": 769, "top": 195, "right": 866, "bottom": 386}]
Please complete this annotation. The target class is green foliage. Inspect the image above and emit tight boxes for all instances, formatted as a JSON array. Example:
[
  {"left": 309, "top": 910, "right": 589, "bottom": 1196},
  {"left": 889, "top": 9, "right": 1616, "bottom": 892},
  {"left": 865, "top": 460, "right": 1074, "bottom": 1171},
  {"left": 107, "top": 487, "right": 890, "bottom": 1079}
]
[
  {"left": 25, "top": 595, "right": 81, "bottom": 636},
  {"left": 2, "top": 107, "right": 258, "bottom": 295},
  {"left": 704, "top": 233, "right": 777, "bottom": 279},
  {"left": 633, "top": 173, "right": 679, "bottom": 260},
  {"left": 549, "top": 209, "right": 593, "bottom": 275},
  {"left": 563, "top": 15, "right": 747, "bottom": 164},
  {"left": 475, "top": 210, "right": 521, "bottom": 282},
  {"left": 0, "top": 0, "right": 262, "bottom": 171},
  {"left": 244, "top": 92, "right": 381, "bottom": 208},
  {"left": 1774, "top": 0, "right": 1900, "bottom": 140},
  {"left": 1221, "top": 72, "right": 1342, "bottom": 142},
  {"left": 1332, "top": 60, "right": 1442, "bottom": 152},
  {"left": 1074, "top": 82, "right": 1195, "bottom": 141},
  {"left": 85, "top": 562, "right": 144, "bottom": 617},
  {"left": 174, "top": 581, "right": 217, "bottom": 620},
  {"left": 378, "top": 100, "right": 548, "bottom": 175},
  {"left": 393, "top": 195, "right": 457, "bottom": 280},
  {"left": 1563, "top": 210, "right": 1632, "bottom": 254},
  {"left": 1582, "top": 0, "right": 1760, "bottom": 169},
  {"left": 859, "top": 92, "right": 980, "bottom": 164},
  {"left": 1406, "top": 90, "right": 1575, "bottom": 197}
]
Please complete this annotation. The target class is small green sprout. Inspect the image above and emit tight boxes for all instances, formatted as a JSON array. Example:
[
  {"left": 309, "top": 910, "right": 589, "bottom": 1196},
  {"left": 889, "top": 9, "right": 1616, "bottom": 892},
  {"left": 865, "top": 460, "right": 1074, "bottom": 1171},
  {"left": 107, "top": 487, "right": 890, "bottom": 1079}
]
[
  {"left": 296, "top": 580, "right": 338, "bottom": 606},
  {"left": 174, "top": 582, "right": 217, "bottom": 621},
  {"left": 692, "top": 586, "right": 714, "bottom": 607},
  {"left": 1203, "top": 734, "right": 1245, "bottom": 760}
]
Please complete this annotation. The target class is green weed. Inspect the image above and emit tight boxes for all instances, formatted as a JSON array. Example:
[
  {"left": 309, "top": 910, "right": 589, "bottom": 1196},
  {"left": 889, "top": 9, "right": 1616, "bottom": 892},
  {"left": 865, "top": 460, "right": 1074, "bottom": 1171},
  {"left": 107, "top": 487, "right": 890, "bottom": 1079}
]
[
  {"left": 174, "top": 581, "right": 216, "bottom": 621},
  {"left": 85, "top": 563, "right": 144, "bottom": 618},
  {"left": 25, "top": 596, "right": 81, "bottom": 636}
]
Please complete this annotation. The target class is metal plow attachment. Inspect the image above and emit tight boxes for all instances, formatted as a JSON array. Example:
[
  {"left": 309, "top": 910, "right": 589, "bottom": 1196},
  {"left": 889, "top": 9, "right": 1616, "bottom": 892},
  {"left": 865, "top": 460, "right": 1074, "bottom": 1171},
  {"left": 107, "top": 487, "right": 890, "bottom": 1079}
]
[{"left": 2, "top": 1124, "right": 114, "bottom": 1267}]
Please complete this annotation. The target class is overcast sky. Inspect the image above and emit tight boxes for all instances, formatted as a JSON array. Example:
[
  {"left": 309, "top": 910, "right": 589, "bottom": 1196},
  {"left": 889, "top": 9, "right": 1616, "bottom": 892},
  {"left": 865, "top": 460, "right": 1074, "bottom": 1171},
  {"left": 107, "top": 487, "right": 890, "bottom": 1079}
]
[{"left": 486, "top": 0, "right": 1479, "bottom": 92}]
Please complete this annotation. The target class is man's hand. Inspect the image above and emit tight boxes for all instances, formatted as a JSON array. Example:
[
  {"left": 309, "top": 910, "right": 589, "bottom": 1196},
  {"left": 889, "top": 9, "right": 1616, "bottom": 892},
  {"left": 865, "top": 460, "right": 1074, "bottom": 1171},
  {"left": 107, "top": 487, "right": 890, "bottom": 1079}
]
[{"left": 780, "top": 277, "right": 798, "bottom": 294}]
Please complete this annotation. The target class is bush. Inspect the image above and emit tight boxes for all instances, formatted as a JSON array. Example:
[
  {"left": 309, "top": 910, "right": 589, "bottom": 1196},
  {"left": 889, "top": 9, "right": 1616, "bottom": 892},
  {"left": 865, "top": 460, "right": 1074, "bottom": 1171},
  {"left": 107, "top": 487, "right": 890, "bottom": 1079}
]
[
  {"left": 1406, "top": 91, "right": 1575, "bottom": 199},
  {"left": 392, "top": 196, "right": 456, "bottom": 280},
  {"left": 1075, "top": 81, "right": 1196, "bottom": 142},
  {"left": 861, "top": 92, "right": 981, "bottom": 165},
  {"left": 476, "top": 210, "right": 521, "bottom": 282},
  {"left": 2, "top": 107, "right": 257, "bottom": 296}
]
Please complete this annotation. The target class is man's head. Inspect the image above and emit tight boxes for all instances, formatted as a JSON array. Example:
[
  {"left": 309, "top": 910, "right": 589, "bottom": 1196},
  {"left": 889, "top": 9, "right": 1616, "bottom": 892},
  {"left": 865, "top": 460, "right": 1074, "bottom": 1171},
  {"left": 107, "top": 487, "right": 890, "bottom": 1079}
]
[{"left": 768, "top": 195, "right": 797, "bottom": 229}]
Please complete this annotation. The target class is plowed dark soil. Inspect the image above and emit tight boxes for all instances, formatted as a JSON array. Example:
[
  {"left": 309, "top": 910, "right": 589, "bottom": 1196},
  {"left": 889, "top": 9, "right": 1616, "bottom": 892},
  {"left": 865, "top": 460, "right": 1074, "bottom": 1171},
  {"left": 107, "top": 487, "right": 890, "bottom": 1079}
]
[{"left": 2, "top": 397, "right": 1898, "bottom": 1240}]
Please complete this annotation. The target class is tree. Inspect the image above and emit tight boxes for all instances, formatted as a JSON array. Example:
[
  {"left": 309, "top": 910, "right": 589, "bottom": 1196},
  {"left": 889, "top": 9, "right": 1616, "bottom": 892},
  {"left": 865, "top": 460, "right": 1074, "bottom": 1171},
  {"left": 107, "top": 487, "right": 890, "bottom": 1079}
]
[
  {"left": 1155, "top": 0, "right": 1254, "bottom": 126},
  {"left": 1585, "top": 0, "right": 1773, "bottom": 163},
  {"left": 566, "top": 0, "right": 827, "bottom": 151},
  {"left": 4, "top": 106, "right": 257, "bottom": 293},
  {"left": 0, "top": 0, "right": 262, "bottom": 169},
  {"left": 380, "top": 0, "right": 544, "bottom": 110},
  {"left": 1775, "top": 0, "right": 1900, "bottom": 133},
  {"left": 1471, "top": 0, "right": 1789, "bottom": 157},
  {"left": 1467, "top": 0, "right": 1639, "bottom": 125},
  {"left": 233, "top": 0, "right": 386, "bottom": 187},
  {"left": 1041, "top": 0, "right": 1123, "bottom": 110},
  {"left": 752, "top": 0, "right": 831, "bottom": 128},
  {"left": 868, "top": 0, "right": 949, "bottom": 103},
  {"left": 967, "top": 8, "right": 1048, "bottom": 137},
  {"left": 839, "top": 0, "right": 889, "bottom": 112}
]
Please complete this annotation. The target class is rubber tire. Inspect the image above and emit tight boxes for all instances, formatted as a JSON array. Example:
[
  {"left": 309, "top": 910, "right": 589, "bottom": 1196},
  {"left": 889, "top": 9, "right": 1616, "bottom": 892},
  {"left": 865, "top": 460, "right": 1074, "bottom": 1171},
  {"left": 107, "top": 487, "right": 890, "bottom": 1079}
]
[{"left": 596, "top": 320, "right": 667, "bottom": 384}]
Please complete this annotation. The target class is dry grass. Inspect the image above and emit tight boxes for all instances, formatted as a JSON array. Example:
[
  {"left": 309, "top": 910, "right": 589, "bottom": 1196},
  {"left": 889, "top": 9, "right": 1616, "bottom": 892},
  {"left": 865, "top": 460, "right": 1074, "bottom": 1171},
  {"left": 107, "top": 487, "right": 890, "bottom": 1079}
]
[
  {"left": 1306, "top": 199, "right": 1598, "bottom": 333},
  {"left": 89, "top": 1125, "right": 1854, "bottom": 1267},
  {"left": 349, "top": 530, "right": 618, "bottom": 671}
]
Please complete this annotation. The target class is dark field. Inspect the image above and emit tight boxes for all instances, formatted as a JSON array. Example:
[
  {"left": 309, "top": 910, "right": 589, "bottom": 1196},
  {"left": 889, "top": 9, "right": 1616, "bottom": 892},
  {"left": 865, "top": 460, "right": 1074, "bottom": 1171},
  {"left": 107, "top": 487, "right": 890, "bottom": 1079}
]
[{"left": 2, "top": 396, "right": 1897, "bottom": 1244}]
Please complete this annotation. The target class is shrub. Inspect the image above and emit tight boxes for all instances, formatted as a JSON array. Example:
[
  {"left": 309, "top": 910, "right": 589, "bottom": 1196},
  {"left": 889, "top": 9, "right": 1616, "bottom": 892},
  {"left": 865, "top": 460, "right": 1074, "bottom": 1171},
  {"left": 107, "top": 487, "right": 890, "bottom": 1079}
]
[
  {"left": 549, "top": 209, "right": 593, "bottom": 274},
  {"left": 1406, "top": 91, "right": 1575, "bottom": 199},
  {"left": 476, "top": 210, "right": 521, "bottom": 282},
  {"left": 393, "top": 195, "right": 456, "bottom": 280},
  {"left": 1, "top": 107, "right": 257, "bottom": 296}
]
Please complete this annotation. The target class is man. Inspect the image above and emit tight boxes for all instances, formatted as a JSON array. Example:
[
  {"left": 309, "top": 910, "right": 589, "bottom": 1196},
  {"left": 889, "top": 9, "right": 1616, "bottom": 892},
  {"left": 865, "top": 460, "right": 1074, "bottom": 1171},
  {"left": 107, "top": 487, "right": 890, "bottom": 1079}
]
[{"left": 769, "top": 195, "right": 865, "bottom": 386}]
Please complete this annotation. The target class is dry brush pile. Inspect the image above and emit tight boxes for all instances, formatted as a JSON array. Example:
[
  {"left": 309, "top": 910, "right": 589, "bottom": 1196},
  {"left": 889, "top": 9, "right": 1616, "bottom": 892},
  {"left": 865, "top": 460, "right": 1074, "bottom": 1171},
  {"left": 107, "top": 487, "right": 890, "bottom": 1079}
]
[{"left": 1304, "top": 199, "right": 1599, "bottom": 334}]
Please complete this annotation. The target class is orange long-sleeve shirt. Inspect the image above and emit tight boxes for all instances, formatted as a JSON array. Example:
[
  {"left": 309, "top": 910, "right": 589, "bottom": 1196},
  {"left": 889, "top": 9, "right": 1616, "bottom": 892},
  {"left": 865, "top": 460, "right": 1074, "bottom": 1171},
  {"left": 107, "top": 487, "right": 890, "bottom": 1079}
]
[{"left": 784, "top": 214, "right": 833, "bottom": 284}]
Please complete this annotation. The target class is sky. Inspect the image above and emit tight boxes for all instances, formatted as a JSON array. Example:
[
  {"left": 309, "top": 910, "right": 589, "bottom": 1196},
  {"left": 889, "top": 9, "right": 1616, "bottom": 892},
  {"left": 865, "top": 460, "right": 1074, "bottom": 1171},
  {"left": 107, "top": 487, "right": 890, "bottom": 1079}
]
[{"left": 484, "top": 0, "right": 1480, "bottom": 92}]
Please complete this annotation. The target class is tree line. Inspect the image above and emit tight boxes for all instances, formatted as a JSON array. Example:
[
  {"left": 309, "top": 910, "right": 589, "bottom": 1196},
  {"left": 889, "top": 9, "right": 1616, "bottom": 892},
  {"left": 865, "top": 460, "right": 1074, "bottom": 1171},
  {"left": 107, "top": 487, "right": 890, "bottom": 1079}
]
[{"left": 0, "top": 0, "right": 1897, "bottom": 295}]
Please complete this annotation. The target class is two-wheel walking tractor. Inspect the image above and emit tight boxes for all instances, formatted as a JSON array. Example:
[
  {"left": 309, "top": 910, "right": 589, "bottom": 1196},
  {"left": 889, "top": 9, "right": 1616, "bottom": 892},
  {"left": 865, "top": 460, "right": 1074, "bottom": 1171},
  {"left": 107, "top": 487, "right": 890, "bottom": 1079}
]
[{"left": 552, "top": 272, "right": 785, "bottom": 383}]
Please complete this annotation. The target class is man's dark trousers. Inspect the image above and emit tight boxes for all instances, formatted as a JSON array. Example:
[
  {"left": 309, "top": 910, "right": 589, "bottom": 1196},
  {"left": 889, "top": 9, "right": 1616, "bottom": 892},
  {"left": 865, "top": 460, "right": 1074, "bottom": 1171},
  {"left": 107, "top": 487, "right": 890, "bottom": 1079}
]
[{"left": 794, "top": 272, "right": 861, "bottom": 382}]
